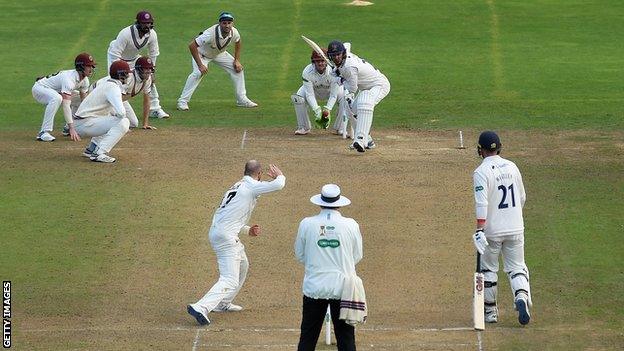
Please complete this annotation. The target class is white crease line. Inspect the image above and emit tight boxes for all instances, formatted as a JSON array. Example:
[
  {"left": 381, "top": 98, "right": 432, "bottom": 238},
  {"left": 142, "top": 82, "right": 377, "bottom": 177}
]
[
  {"left": 241, "top": 130, "right": 247, "bottom": 149},
  {"left": 198, "top": 344, "right": 298, "bottom": 349},
  {"left": 192, "top": 329, "right": 201, "bottom": 351},
  {"left": 477, "top": 330, "right": 484, "bottom": 351},
  {"left": 20, "top": 326, "right": 475, "bottom": 333}
]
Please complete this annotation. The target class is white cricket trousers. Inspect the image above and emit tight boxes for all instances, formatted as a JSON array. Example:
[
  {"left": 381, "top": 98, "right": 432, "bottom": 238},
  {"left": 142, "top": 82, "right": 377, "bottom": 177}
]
[
  {"left": 74, "top": 116, "right": 130, "bottom": 154},
  {"left": 192, "top": 236, "right": 249, "bottom": 316},
  {"left": 107, "top": 54, "right": 162, "bottom": 111},
  {"left": 353, "top": 77, "right": 391, "bottom": 144},
  {"left": 481, "top": 234, "right": 531, "bottom": 304},
  {"left": 178, "top": 52, "right": 248, "bottom": 105},
  {"left": 32, "top": 83, "right": 63, "bottom": 133}
]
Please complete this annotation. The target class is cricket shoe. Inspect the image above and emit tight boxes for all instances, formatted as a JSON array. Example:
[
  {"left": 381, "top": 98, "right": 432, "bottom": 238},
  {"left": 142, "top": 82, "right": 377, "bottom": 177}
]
[
  {"left": 515, "top": 296, "right": 531, "bottom": 325},
  {"left": 36, "top": 131, "right": 55, "bottom": 142},
  {"left": 90, "top": 153, "right": 116, "bottom": 163},
  {"left": 213, "top": 303, "right": 243, "bottom": 312},
  {"left": 149, "top": 108, "right": 170, "bottom": 119},
  {"left": 187, "top": 305, "right": 210, "bottom": 326},
  {"left": 485, "top": 306, "right": 498, "bottom": 323},
  {"left": 366, "top": 140, "right": 376, "bottom": 149},
  {"left": 236, "top": 99, "right": 258, "bottom": 108},
  {"left": 177, "top": 101, "right": 189, "bottom": 111},
  {"left": 62, "top": 125, "right": 70, "bottom": 136},
  {"left": 294, "top": 128, "right": 310, "bottom": 135},
  {"left": 352, "top": 139, "right": 366, "bottom": 153}
]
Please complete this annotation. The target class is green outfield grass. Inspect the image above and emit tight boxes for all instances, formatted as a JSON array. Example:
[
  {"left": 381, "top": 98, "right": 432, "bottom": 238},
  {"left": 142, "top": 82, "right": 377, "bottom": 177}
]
[{"left": 1, "top": 1, "right": 623, "bottom": 349}]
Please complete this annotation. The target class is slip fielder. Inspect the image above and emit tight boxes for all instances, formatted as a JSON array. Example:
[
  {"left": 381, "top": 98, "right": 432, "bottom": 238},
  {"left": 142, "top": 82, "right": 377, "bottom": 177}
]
[{"left": 107, "top": 10, "right": 169, "bottom": 119}]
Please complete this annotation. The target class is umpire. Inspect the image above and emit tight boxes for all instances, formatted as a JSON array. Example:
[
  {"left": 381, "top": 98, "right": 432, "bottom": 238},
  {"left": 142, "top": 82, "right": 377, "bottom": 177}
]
[{"left": 295, "top": 184, "right": 363, "bottom": 351}]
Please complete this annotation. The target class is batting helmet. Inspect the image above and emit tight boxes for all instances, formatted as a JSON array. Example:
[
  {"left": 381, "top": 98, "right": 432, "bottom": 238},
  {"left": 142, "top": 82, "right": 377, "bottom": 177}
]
[
  {"left": 327, "top": 41, "right": 346, "bottom": 59},
  {"left": 135, "top": 56, "right": 154, "bottom": 72},
  {"left": 74, "top": 53, "right": 96, "bottom": 72},
  {"left": 110, "top": 60, "right": 131, "bottom": 81},
  {"left": 311, "top": 49, "right": 327, "bottom": 63},
  {"left": 477, "top": 131, "right": 502, "bottom": 154}
]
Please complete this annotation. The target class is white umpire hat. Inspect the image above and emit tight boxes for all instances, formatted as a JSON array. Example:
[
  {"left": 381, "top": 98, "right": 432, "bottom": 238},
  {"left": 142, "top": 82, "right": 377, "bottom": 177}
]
[{"left": 310, "top": 184, "right": 351, "bottom": 208}]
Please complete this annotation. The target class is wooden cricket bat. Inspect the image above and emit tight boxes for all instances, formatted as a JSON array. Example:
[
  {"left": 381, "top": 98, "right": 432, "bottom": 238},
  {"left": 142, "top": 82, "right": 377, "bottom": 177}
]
[
  {"left": 473, "top": 253, "right": 485, "bottom": 330},
  {"left": 301, "top": 35, "right": 335, "bottom": 68}
]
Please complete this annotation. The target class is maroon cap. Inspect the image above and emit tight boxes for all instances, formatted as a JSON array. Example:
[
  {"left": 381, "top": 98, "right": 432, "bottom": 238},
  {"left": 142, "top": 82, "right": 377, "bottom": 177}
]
[{"left": 136, "top": 11, "right": 153, "bottom": 23}]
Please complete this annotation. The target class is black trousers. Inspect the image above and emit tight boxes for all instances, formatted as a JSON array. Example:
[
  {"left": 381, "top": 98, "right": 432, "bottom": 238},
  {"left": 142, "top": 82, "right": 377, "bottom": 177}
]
[{"left": 297, "top": 295, "right": 356, "bottom": 351}]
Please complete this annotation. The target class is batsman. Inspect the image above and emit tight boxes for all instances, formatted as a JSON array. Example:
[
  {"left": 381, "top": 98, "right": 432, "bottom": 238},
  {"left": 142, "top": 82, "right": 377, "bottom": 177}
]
[{"left": 472, "top": 131, "right": 532, "bottom": 326}]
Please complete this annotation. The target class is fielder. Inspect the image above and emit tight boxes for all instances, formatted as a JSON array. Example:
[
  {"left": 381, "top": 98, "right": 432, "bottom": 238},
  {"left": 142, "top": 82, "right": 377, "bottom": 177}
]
[
  {"left": 177, "top": 12, "right": 258, "bottom": 110},
  {"left": 32, "top": 53, "right": 96, "bottom": 142},
  {"left": 73, "top": 60, "right": 132, "bottom": 163},
  {"left": 327, "top": 40, "right": 391, "bottom": 152},
  {"left": 291, "top": 50, "right": 351, "bottom": 136},
  {"left": 187, "top": 161, "right": 285, "bottom": 326},
  {"left": 472, "top": 131, "right": 532, "bottom": 325},
  {"left": 107, "top": 10, "right": 169, "bottom": 119}
]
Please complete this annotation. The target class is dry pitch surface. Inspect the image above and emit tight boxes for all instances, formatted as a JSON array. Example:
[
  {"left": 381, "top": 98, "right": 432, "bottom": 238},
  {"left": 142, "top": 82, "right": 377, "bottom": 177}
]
[{"left": 5, "top": 128, "right": 623, "bottom": 350}]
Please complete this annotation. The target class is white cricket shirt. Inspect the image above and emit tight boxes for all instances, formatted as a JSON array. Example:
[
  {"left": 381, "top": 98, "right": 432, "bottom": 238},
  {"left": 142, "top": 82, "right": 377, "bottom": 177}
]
[
  {"left": 335, "top": 52, "right": 389, "bottom": 93},
  {"left": 209, "top": 175, "right": 285, "bottom": 249},
  {"left": 473, "top": 155, "right": 526, "bottom": 238},
  {"left": 35, "top": 70, "right": 89, "bottom": 95},
  {"left": 195, "top": 24, "right": 240, "bottom": 59},
  {"left": 108, "top": 25, "right": 160, "bottom": 64},
  {"left": 75, "top": 79, "right": 125, "bottom": 118},
  {"left": 301, "top": 64, "right": 339, "bottom": 111},
  {"left": 295, "top": 209, "right": 363, "bottom": 299}
]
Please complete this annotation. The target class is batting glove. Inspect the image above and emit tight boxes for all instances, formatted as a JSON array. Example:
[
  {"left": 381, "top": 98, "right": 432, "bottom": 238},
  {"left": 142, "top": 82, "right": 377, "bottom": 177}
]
[{"left": 473, "top": 230, "right": 489, "bottom": 255}]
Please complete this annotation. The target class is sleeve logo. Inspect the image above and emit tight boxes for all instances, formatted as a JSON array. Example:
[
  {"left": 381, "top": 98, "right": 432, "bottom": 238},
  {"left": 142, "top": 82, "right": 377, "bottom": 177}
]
[{"left": 475, "top": 185, "right": 484, "bottom": 192}]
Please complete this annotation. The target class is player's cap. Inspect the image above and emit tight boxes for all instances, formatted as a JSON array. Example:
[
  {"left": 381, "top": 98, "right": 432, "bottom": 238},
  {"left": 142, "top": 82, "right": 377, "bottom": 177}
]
[
  {"left": 218, "top": 12, "right": 234, "bottom": 22},
  {"left": 75, "top": 53, "right": 97, "bottom": 68},
  {"left": 310, "top": 184, "right": 351, "bottom": 208},
  {"left": 136, "top": 11, "right": 153, "bottom": 23},
  {"left": 478, "top": 131, "right": 502, "bottom": 151}
]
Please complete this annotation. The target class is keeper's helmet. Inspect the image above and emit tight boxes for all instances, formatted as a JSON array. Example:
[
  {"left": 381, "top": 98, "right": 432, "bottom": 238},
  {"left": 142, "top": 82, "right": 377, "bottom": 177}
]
[
  {"left": 477, "top": 131, "right": 502, "bottom": 155},
  {"left": 327, "top": 41, "right": 346, "bottom": 60},
  {"left": 135, "top": 56, "right": 155, "bottom": 78},
  {"left": 74, "top": 53, "right": 96, "bottom": 72},
  {"left": 135, "top": 11, "right": 154, "bottom": 34},
  {"left": 311, "top": 49, "right": 327, "bottom": 63},
  {"left": 110, "top": 60, "right": 131, "bottom": 81}
]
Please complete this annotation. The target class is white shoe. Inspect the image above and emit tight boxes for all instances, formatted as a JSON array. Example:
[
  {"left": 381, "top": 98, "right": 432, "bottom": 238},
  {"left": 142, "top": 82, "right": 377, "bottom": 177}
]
[
  {"left": 236, "top": 99, "right": 258, "bottom": 108},
  {"left": 213, "top": 303, "right": 243, "bottom": 312},
  {"left": 149, "top": 109, "right": 170, "bottom": 118},
  {"left": 62, "top": 125, "right": 70, "bottom": 136},
  {"left": 90, "top": 153, "right": 116, "bottom": 163},
  {"left": 177, "top": 101, "right": 189, "bottom": 111},
  {"left": 366, "top": 140, "right": 376, "bottom": 149},
  {"left": 485, "top": 306, "right": 498, "bottom": 323},
  {"left": 294, "top": 128, "right": 310, "bottom": 135},
  {"left": 36, "top": 131, "right": 55, "bottom": 142}
]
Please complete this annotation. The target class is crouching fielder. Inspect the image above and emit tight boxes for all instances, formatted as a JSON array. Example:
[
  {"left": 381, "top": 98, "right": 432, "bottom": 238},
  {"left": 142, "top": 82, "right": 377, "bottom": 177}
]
[
  {"left": 472, "top": 131, "right": 532, "bottom": 325},
  {"left": 291, "top": 50, "right": 351, "bottom": 136},
  {"left": 73, "top": 61, "right": 132, "bottom": 163},
  {"left": 327, "top": 40, "right": 390, "bottom": 152}
]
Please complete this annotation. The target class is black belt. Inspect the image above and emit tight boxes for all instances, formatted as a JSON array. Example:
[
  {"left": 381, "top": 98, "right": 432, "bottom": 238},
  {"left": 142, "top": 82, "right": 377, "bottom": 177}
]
[{"left": 74, "top": 116, "right": 85, "bottom": 120}]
